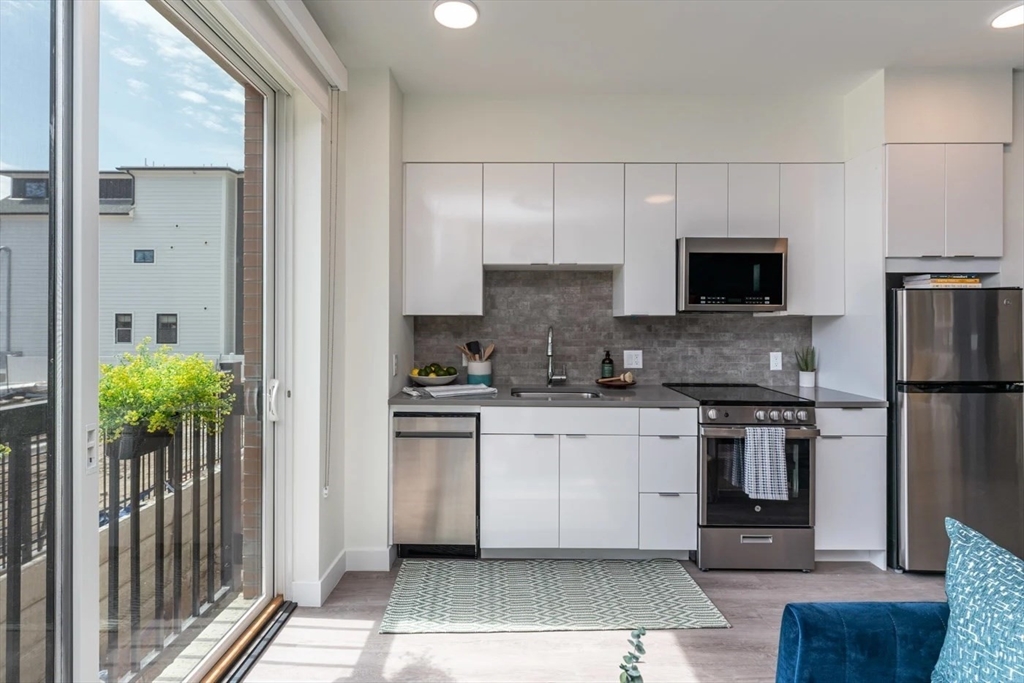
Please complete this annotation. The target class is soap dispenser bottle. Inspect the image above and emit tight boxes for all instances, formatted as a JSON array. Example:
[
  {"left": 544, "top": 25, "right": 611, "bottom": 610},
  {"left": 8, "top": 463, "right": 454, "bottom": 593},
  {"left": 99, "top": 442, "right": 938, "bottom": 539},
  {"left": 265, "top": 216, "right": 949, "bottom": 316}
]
[{"left": 601, "top": 350, "right": 615, "bottom": 379}]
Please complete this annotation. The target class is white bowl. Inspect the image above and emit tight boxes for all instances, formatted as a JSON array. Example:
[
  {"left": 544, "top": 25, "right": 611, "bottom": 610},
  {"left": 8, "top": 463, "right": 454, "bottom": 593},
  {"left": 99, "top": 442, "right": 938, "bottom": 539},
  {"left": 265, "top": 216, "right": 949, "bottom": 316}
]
[{"left": 409, "top": 373, "right": 458, "bottom": 386}]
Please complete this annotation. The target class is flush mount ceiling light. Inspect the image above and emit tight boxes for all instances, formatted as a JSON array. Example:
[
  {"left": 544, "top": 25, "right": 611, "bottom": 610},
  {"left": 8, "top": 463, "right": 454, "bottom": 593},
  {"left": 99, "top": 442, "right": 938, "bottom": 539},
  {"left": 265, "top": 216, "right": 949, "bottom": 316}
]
[
  {"left": 992, "top": 4, "right": 1024, "bottom": 28},
  {"left": 644, "top": 194, "right": 675, "bottom": 204},
  {"left": 433, "top": 0, "right": 479, "bottom": 29}
]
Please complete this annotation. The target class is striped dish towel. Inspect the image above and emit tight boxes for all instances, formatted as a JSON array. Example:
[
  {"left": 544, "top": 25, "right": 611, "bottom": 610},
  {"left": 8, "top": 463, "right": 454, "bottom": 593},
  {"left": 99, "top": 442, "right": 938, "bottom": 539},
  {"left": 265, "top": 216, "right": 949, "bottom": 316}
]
[
  {"left": 722, "top": 440, "right": 744, "bottom": 488},
  {"left": 743, "top": 427, "right": 789, "bottom": 501}
]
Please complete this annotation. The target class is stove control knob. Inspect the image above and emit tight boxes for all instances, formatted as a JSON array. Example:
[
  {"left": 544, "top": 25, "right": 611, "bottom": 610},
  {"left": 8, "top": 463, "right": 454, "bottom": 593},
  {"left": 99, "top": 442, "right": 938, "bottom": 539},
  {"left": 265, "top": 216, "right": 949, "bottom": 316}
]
[
  {"left": 796, "top": 410, "right": 809, "bottom": 422},
  {"left": 783, "top": 410, "right": 795, "bottom": 422},
  {"left": 706, "top": 409, "right": 719, "bottom": 421},
  {"left": 755, "top": 410, "right": 767, "bottom": 422},
  {"left": 769, "top": 410, "right": 781, "bottom": 422}
]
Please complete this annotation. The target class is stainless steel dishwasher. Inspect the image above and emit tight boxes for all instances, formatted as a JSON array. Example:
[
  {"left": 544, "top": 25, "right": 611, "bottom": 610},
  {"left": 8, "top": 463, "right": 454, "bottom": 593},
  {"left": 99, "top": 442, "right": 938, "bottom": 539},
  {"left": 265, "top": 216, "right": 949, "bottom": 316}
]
[{"left": 393, "top": 414, "right": 478, "bottom": 556}]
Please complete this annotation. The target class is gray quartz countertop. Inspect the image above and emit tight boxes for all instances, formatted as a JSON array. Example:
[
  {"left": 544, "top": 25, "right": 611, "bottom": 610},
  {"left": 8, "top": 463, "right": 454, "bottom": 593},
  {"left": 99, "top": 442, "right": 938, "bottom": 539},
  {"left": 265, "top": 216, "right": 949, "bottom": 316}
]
[
  {"left": 388, "top": 383, "right": 885, "bottom": 409},
  {"left": 388, "top": 383, "right": 700, "bottom": 408},
  {"left": 771, "top": 386, "right": 887, "bottom": 408}
]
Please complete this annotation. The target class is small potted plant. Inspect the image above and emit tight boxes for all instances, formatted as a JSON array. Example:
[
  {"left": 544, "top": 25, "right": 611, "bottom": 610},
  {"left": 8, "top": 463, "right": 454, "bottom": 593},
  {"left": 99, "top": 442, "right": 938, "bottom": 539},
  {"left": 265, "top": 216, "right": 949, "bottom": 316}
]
[
  {"left": 796, "top": 346, "right": 817, "bottom": 388},
  {"left": 99, "top": 339, "right": 234, "bottom": 459}
]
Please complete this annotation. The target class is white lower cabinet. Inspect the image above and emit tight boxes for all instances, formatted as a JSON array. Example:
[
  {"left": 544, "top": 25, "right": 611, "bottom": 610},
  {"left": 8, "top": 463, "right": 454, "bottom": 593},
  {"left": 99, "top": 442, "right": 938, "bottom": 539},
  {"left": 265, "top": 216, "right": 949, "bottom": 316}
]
[
  {"left": 480, "top": 435, "right": 559, "bottom": 548},
  {"left": 639, "top": 436, "right": 698, "bottom": 493},
  {"left": 640, "top": 494, "right": 697, "bottom": 550},
  {"left": 815, "top": 436, "right": 887, "bottom": 551},
  {"left": 559, "top": 435, "right": 639, "bottom": 549}
]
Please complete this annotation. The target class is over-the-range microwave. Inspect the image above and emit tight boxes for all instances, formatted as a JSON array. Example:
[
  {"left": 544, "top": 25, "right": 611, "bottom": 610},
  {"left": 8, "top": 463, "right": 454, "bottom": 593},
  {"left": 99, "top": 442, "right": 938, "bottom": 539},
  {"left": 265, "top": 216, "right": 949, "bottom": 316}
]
[{"left": 677, "top": 237, "right": 788, "bottom": 313}]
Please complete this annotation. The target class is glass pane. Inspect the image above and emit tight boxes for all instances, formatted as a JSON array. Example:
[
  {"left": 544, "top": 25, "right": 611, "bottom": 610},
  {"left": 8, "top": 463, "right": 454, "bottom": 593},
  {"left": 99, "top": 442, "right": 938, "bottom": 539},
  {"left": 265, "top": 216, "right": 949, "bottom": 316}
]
[
  {"left": 97, "top": 2, "right": 267, "bottom": 679},
  {"left": 0, "top": 0, "right": 56, "bottom": 680}
]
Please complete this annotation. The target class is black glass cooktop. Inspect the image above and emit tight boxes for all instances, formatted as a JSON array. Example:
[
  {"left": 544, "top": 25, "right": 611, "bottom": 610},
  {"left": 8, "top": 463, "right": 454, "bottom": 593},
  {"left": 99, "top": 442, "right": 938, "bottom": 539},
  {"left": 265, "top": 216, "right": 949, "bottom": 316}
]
[{"left": 662, "top": 383, "right": 813, "bottom": 406}]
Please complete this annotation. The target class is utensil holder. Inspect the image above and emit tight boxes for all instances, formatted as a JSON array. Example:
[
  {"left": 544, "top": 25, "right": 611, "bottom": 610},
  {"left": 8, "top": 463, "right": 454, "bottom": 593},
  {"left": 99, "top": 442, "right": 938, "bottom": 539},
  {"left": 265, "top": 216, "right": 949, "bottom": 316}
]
[{"left": 467, "top": 360, "right": 492, "bottom": 386}]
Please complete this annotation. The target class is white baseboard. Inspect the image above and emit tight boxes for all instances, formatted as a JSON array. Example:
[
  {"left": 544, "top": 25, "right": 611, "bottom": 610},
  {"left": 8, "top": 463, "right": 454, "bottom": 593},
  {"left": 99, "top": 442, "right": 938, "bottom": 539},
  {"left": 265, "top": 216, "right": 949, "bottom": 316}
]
[
  {"left": 481, "top": 549, "right": 693, "bottom": 561},
  {"left": 290, "top": 549, "right": 347, "bottom": 607},
  {"left": 345, "top": 546, "right": 395, "bottom": 572},
  {"left": 816, "top": 549, "right": 888, "bottom": 571}
]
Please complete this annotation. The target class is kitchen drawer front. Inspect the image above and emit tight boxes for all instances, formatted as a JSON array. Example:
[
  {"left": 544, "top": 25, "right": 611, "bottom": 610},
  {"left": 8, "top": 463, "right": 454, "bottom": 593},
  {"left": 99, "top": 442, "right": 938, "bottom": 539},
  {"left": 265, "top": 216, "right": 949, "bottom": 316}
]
[
  {"left": 817, "top": 408, "right": 887, "bottom": 436},
  {"left": 480, "top": 407, "right": 639, "bottom": 435},
  {"left": 638, "top": 408, "right": 698, "bottom": 436},
  {"left": 639, "top": 436, "right": 698, "bottom": 493},
  {"left": 639, "top": 493, "right": 697, "bottom": 550}
]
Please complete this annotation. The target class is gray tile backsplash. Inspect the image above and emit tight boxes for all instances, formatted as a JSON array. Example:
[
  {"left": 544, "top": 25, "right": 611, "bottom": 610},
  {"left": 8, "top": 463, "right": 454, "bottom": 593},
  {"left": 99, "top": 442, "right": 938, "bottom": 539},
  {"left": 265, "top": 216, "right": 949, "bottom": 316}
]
[{"left": 414, "top": 271, "right": 811, "bottom": 386}]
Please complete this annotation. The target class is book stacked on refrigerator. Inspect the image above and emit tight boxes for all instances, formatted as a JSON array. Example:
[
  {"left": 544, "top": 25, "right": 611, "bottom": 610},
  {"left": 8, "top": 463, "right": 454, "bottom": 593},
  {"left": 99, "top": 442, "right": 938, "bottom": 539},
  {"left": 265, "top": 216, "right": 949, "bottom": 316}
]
[{"left": 903, "top": 274, "right": 982, "bottom": 289}]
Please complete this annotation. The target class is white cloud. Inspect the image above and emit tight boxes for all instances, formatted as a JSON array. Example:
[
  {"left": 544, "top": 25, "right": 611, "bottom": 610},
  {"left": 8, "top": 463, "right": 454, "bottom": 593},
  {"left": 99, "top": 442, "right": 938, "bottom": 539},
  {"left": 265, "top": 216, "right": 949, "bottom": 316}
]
[
  {"left": 231, "top": 114, "right": 245, "bottom": 126},
  {"left": 126, "top": 78, "right": 148, "bottom": 94},
  {"left": 103, "top": 0, "right": 207, "bottom": 65},
  {"left": 110, "top": 46, "right": 146, "bottom": 68},
  {"left": 178, "top": 90, "right": 208, "bottom": 104},
  {"left": 181, "top": 106, "right": 229, "bottom": 134}
]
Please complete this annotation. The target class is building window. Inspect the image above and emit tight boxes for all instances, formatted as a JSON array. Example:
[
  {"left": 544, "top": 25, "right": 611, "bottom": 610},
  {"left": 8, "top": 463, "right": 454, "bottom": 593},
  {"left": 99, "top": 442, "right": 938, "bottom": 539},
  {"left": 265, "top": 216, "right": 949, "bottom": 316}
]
[
  {"left": 100, "top": 177, "right": 133, "bottom": 201},
  {"left": 134, "top": 249, "right": 155, "bottom": 264},
  {"left": 115, "top": 314, "right": 133, "bottom": 344},
  {"left": 156, "top": 314, "right": 178, "bottom": 345},
  {"left": 12, "top": 178, "right": 49, "bottom": 199}
]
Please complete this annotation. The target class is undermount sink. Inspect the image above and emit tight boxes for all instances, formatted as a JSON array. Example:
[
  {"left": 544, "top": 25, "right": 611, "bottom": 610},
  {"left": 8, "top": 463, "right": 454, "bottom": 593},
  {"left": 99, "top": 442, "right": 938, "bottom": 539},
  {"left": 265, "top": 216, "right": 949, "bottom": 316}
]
[{"left": 510, "top": 387, "right": 604, "bottom": 400}]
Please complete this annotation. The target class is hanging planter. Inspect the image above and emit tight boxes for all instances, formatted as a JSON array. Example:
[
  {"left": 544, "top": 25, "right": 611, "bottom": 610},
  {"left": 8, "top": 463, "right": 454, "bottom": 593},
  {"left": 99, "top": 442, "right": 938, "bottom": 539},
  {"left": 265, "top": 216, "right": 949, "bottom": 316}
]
[{"left": 112, "top": 422, "right": 175, "bottom": 461}]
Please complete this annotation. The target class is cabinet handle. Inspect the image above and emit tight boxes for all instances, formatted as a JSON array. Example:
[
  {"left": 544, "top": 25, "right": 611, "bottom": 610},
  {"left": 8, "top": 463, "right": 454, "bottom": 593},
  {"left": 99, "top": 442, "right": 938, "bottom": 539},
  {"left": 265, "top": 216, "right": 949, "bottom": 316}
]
[
  {"left": 740, "top": 534, "right": 774, "bottom": 544},
  {"left": 533, "top": 434, "right": 555, "bottom": 438},
  {"left": 658, "top": 407, "right": 680, "bottom": 411},
  {"left": 952, "top": 255, "right": 975, "bottom": 258},
  {"left": 841, "top": 407, "right": 864, "bottom": 411},
  {"left": 819, "top": 435, "right": 844, "bottom": 440},
  {"left": 921, "top": 255, "right": 943, "bottom": 259},
  {"left": 565, "top": 434, "right": 587, "bottom": 438},
  {"left": 529, "top": 262, "right": 549, "bottom": 266},
  {"left": 657, "top": 492, "right": 681, "bottom": 497},
  {"left": 658, "top": 435, "right": 681, "bottom": 439}
]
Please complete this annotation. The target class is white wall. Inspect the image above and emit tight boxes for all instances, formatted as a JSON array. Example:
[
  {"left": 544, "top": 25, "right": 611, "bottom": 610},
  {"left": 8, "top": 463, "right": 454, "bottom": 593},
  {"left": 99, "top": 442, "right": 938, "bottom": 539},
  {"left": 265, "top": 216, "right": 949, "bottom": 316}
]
[
  {"left": 0, "top": 216, "right": 48, "bottom": 359},
  {"left": 404, "top": 94, "right": 845, "bottom": 163},
  {"left": 844, "top": 71, "right": 885, "bottom": 161},
  {"left": 389, "top": 76, "right": 413, "bottom": 397},
  {"left": 344, "top": 68, "right": 404, "bottom": 571},
  {"left": 1001, "top": 71, "right": 1024, "bottom": 288}
]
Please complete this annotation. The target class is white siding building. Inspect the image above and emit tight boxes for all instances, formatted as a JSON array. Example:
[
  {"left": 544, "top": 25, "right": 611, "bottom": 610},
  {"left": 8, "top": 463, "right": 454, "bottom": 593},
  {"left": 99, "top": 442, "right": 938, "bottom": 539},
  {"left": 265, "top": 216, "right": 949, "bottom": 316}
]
[{"left": 0, "top": 168, "right": 241, "bottom": 379}]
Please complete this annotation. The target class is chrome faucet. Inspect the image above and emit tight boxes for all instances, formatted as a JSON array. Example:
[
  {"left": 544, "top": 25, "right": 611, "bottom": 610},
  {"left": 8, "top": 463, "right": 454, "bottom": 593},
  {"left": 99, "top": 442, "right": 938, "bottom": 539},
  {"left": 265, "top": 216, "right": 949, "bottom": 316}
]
[{"left": 546, "top": 326, "right": 567, "bottom": 386}]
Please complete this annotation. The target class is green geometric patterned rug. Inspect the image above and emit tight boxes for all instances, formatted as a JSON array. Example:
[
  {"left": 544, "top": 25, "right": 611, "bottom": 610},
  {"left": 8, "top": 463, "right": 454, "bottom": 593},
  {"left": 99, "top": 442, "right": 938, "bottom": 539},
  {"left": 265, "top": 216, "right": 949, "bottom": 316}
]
[{"left": 379, "top": 558, "right": 731, "bottom": 634}]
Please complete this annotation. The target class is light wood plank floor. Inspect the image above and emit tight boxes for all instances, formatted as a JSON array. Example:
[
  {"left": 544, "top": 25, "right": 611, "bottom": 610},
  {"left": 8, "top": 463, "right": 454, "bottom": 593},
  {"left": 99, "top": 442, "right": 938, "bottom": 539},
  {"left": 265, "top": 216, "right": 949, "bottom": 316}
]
[{"left": 245, "top": 561, "right": 945, "bottom": 683}]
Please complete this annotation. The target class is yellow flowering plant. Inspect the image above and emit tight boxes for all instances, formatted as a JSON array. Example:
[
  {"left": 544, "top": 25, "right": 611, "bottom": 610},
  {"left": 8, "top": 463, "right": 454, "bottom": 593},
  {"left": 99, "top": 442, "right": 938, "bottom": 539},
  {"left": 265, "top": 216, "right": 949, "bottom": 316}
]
[
  {"left": 0, "top": 443, "right": 9, "bottom": 458},
  {"left": 99, "top": 338, "right": 234, "bottom": 439}
]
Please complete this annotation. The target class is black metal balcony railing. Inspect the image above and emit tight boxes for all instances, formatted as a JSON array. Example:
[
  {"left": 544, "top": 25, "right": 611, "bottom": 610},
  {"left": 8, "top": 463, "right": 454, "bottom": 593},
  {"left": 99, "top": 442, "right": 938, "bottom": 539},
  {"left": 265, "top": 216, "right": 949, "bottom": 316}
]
[{"left": 0, "top": 400, "right": 241, "bottom": 683}]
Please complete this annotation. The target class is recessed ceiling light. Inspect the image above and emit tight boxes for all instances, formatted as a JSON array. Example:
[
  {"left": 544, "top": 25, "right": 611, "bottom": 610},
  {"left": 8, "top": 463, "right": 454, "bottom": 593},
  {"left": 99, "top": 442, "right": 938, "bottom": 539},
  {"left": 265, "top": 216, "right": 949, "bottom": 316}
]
[
  {"left": 992, "top": 4, "right": 1024, "bottom": 28},
  {"left": 644, "top": 194, "right": 674, "bottom": 205},
  {"left": 433, "top": 0, "right": 479, "bottom": 29}
]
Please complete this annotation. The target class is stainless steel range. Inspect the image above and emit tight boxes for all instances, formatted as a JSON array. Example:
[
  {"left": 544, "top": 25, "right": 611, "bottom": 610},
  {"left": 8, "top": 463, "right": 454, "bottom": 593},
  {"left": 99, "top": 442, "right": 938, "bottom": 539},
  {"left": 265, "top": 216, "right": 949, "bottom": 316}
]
[{"left": 663, "top": 384, "right": 818, "bottom": 571}]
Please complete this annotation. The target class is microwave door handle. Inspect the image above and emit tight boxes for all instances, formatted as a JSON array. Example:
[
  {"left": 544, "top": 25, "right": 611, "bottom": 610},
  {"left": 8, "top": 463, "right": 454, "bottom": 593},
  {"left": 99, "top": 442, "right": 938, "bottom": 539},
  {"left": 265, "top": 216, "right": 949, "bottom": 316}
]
[{"left": 701, "top": 427, "right": 820, "bottom": 439}]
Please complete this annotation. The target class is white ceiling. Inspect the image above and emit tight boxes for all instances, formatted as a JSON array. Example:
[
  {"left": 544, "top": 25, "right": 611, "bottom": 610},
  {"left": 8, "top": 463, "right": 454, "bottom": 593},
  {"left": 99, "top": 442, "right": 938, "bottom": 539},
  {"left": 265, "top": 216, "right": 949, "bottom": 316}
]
[{"left": 304, "top": 0, "right": 1024, "bottom": 97}]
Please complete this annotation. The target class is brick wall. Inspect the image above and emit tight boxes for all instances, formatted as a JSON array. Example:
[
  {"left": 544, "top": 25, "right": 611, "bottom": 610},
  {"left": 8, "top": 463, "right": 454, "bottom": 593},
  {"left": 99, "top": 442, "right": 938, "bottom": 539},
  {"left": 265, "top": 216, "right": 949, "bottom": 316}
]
[{"left": 414, "top": 270, "right": 812, "bottom": 386}]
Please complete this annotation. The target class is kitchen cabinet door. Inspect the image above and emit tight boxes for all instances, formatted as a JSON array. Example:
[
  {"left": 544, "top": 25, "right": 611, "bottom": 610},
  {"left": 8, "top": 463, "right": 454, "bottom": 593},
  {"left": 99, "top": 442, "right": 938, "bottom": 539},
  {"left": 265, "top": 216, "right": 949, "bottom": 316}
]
[
  {"left": 554, "top": 164, "right": 625, "bottom": 265},
  {"left": 780, "top": 164, "right": 845, "bottom": 316},
  {"left": 404, "top": 163, "right": 483, "bottom": 315},
  {"left": 640, "top": 493, "right": 697, "bottom": 550},
  {"left": 614, "top": 164, "right": 677, "bottom": 316},
  {"left": 815, "top": 436, "right": 887, "bottom": 551},
  {"left": 559, "top": 435, "right": 639, "bottom": 549},
  {"left": 885, "top": 144, "right": 945, "bottom": 258},
  {"left": 676, "top": 164, "right": 728, "bottom": 238},
  {"left": 483, "top": 163, "right": 554, "bottom": 265},
  {"left": 480, "top": 435, "right": 559, "bottom": 548},
  {"left": 728, "top": 164, "right": 780, "bottom": 237},
  {"left": 945, "top": 144, "right": 1004, "bottom": 258}
]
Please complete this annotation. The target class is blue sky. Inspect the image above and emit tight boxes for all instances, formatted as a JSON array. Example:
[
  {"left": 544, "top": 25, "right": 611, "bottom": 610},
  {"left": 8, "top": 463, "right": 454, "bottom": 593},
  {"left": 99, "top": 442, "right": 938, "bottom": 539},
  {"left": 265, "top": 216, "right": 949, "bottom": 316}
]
[{"left": 0, "top": 0, "right": 245, "bottom": 196}]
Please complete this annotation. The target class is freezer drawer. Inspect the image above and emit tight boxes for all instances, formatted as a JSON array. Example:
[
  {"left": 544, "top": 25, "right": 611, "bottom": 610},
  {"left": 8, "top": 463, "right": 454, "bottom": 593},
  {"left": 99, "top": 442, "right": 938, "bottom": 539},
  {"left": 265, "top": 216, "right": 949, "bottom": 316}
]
[
  {"left": 393, "top": 415, "right": 478, "bottom": 545},
  {"left": 898, "top": 388, "right": 1024, "bottom": 571},
  {"left": 896, "top": 289, "right": 1023, "bottom": 383}
]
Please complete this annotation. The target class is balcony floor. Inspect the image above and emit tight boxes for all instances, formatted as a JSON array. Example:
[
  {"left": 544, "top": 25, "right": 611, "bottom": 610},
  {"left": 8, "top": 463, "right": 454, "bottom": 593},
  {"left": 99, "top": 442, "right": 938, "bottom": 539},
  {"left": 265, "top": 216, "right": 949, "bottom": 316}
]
[{"left": 245, "top": 561, "right": 945, "bottom": 682}]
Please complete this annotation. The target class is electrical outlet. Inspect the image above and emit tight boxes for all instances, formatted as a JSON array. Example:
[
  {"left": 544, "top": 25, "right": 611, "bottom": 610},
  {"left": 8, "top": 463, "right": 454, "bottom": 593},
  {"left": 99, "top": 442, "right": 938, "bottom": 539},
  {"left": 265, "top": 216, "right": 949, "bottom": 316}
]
[
  {"left": 462, "top": 354, "right": 468, "bottom": 367},
  {"left": 624, "top": 350, "right": 643, "bottom": 369},
  {"left": 392, "top": 354, "right": 398, "bottom": 377},
  {"left": 770, "top": 351, "right": 783, "bottom": 371}
]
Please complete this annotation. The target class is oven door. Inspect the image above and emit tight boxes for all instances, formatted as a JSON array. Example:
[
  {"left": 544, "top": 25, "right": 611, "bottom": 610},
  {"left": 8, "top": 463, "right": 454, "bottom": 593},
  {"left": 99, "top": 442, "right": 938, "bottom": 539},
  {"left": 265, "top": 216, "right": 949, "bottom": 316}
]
[{"left": 699, "top": 426, "right": 817, "bottom": 527}]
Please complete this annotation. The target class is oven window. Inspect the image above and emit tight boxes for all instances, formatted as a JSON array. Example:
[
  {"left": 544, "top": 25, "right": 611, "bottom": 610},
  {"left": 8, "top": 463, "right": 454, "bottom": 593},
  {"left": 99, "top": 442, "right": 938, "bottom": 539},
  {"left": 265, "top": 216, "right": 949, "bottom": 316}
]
[
  {"left": 703, "top": 435, "right": 811, "bottom": 526},
  {"left": 688, "top": 252, "right": 784, "bottom": 305}
]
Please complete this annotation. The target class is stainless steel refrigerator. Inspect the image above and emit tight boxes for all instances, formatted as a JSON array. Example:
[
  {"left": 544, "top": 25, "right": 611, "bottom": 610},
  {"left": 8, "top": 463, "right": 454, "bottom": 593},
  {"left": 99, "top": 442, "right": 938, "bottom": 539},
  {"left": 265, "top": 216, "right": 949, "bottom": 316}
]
[{"left": 890, "top": 288, "right": 1024, "bottom": 571}]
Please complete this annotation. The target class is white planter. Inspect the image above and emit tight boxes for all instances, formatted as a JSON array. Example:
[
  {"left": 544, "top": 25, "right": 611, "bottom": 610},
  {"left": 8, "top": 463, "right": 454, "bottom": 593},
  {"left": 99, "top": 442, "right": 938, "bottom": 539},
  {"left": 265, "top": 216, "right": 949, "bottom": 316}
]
[{"left": 799, "top": 370, "right": 816, "bottom": 388}]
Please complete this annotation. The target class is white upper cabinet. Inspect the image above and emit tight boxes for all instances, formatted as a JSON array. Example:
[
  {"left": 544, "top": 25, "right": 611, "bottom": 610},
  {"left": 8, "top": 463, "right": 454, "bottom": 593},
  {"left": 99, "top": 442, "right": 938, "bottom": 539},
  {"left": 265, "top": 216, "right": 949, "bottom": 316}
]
[
  {"left": 404, "top": 163, "right": 483, "bottom": 315},
  {"left": 780, "top": 164, "right": 845, "bottom": 316},
  {"left": 553, "top": 164, "right": 625, "bottom": 265},
  {"left": 483, "top": 163, "right": 554, "bottom": 266},
  {"left": 885, "top": 144, "right": 946, "bottom": 257},
  {"left": 676, "top": 164, "right": 728, "bottom": 238},
  {"left": 614, "top": 164, "right": 677, "bottom": 316},
  {"left": 945, "top": 144, "right": 1003, "bottom": 258},
  {"left": 728, "top": 164, "right": 780, "bottom": 237}
]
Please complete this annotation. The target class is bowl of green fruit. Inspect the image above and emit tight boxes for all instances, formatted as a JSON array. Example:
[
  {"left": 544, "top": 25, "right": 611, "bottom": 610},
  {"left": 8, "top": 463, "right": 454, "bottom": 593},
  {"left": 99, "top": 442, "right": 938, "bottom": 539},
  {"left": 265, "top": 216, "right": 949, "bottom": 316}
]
[{"left": 410, "top": 363, "right": 459, "bottom": 386}]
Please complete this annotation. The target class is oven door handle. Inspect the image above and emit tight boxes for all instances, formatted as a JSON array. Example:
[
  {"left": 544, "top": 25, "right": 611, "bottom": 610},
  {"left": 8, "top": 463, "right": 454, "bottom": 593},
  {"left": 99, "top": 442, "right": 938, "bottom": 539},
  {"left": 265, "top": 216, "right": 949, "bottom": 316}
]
[{"left": 700, "top": 427, "right": 820, "bottom": 439}]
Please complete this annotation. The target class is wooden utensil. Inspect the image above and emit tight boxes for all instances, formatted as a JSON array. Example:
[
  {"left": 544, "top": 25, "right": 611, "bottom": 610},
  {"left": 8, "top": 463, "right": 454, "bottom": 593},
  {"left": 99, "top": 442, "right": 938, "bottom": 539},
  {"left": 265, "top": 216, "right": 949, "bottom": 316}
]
[
  {"left": 456, "top": 344, "right": 472, "bottom": 359},
  {"left": 597, "top": 372, "right": 635, "bottom": 386},
  {"left": 482, "top": 343, "right": 495, "bottom": 361}
]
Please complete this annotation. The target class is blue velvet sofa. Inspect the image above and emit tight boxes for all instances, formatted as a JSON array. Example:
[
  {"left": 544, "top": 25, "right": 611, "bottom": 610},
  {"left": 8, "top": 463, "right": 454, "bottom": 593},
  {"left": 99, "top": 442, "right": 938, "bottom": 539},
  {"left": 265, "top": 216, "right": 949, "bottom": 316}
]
[{"left": 775, "top": 602, "right": 950, "bottom": 683}]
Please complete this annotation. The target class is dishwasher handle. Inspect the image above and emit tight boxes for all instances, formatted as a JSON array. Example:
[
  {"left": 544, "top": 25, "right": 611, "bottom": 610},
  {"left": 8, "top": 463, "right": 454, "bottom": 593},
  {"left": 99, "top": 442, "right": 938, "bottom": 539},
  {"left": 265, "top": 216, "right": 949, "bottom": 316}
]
[{"left": 394, "top": 431, "right": 476, "bottom": 439}]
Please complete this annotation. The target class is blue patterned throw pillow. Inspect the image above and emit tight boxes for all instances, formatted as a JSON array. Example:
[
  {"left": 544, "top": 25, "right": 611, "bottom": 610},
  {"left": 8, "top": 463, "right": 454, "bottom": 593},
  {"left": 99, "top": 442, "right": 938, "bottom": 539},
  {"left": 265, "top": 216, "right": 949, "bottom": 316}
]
[{"left": 932, "top": 518, "right": 1024, "bottom": 683}]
